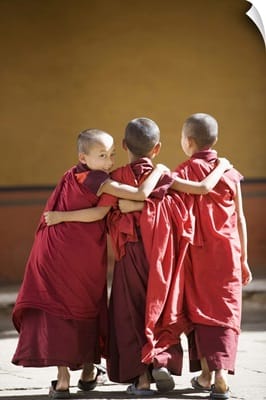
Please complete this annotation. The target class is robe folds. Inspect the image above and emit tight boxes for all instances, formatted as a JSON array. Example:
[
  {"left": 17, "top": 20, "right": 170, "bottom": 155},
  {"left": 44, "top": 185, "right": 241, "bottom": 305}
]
[
  {"left": 140, "top": 194, "right": 193, "bottom": 365},
  {"left": 175, "top": 149, "right": 243, "bottom": 373},
  {"left": 12, "top": 164, "right": 109, "bottom": 368},
  {"left": 98, "top": 158, "right": 193, "bottom": 382}
]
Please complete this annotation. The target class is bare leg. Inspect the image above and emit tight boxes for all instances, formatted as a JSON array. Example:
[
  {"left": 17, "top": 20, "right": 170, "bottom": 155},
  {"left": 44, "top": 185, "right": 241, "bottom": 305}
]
[
  {"left": 137, "top": 369, "right": 151, "bottom": 390},
  {"left": 196, "top": 357, "right": 213, "bottom": 388},
  {"left": 196, "top": 359, "right": 228, "bottom": 393},
  {"left": 81, "top": 363, "right": 98, "bottom": 382},
  {"left": 214, "top": 369, "right": 228, "bottom": 393},
  {"left": 56, "top": 366, "right": 70, "bottom": 390}
]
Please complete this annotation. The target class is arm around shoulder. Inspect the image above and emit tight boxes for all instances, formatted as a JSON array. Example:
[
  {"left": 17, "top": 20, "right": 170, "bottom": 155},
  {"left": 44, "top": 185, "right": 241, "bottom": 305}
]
[
  {"left": 98, "top": 164, "right": 168, "bottom": 200},
  {"left": 44, "top": 206, "right": 110, "bottom": 226},
  {"left": 171, "top": 157, "right": 232, "bottom": 195}
]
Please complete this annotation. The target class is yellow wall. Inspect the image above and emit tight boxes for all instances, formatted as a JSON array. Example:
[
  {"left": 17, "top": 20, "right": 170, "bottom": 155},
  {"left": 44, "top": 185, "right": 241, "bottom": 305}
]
[
  {"left": 0, "top": 0, "right": 265, "bottom": 185},
  {"left": 0, "top": 0, "right": 265, "bottom": 282}
]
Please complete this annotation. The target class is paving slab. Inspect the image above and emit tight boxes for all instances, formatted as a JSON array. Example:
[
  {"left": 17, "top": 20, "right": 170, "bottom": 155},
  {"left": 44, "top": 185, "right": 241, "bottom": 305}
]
[{"left": 0, "top": 281, "right": 265, "bottom": 400}]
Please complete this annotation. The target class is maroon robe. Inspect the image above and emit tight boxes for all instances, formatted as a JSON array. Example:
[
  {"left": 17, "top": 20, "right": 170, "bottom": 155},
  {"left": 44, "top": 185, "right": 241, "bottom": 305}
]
[
  {"left": 98, "top": 158, "right": 192, "bottom": 382},
  {"left": 175, "top": 149, "right": 243, "bottom": 373},
  {"left": 12, "top": 164, "right": 109, "bottom": 369}
]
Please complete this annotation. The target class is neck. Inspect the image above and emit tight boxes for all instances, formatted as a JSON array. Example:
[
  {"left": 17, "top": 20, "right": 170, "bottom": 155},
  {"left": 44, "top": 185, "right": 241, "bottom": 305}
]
[{"left": 128, "top": 152, "right": 151, "bottom": 163}]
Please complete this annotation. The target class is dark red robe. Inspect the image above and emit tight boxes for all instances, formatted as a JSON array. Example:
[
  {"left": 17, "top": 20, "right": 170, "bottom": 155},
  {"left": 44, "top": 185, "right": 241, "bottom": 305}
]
[
  {"left": 12, "top": 164, "right": 109, "bottom": 369},
  {"left": 175, "top": 149, "right": 243, "bottom": 373},
  {"left": 98, "top": 158, "right": 192, "bottom": 382}
]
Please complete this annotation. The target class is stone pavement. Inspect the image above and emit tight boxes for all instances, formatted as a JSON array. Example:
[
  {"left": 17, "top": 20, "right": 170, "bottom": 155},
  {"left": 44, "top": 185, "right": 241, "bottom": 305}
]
[{"left": 0, "top": 280, "right": 265, "bottom": 400}]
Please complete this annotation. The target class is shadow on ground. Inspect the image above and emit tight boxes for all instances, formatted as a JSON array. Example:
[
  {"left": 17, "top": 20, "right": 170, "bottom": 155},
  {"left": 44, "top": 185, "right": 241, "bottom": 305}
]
[{"left": 0, "top": 387, "right": 210, "bottom": 400}]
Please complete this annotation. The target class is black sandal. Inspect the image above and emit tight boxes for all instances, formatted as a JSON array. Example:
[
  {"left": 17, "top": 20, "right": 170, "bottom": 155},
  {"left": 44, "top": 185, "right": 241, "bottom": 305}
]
[
  {"left": 210, "top": 384, "right": 230, "bottom": 399},
  {"left": 77, "top": 367, "right": 102, "bottom": 391},
  {"left": 49, "top": 380, "right": 70, "bottom": 399}
]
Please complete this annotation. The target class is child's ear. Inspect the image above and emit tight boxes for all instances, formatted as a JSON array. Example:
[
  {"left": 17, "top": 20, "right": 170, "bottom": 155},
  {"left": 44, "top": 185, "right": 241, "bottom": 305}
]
[
  {"left": 122, "top": 139, "right": 128, "bottom": 150},
  {"left": 187, "top": 136, "right": 195, "bottom": 149},
  {"left": 186, "top": 136, "right": 192, "bottom": 145},
  {"left": 153, "top": 142, "right": 162, "bottom": 156},
  {"left": 78, "top": 153, "right": 86, "bottom": 164}
]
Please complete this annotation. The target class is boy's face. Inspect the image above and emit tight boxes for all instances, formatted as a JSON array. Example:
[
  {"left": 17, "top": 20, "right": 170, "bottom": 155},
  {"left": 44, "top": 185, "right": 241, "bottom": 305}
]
[{"left": 79, "top": 135, "right": 115, "bottom": 172}]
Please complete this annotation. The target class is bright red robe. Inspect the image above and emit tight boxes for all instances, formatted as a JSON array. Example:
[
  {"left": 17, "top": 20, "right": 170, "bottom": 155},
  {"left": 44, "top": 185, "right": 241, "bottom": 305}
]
[
  {"left": 140, "top": 193, "right": 193, "bottom": 365},
  {"left": 175, "top": 149, "right": 243, "bottom": 373},
  {"left": 12, "top": 164, "right": 109, "bottom": 368},
  {"left": 175, "top": 149, "right": 243, "bottom": 332},
  {"left": 99, "top": 158, "right": 193, "bottom": 382}
]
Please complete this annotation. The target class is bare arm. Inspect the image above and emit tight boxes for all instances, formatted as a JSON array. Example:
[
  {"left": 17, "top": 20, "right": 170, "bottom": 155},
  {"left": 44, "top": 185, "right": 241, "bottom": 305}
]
[
  {"left": 118, "top": 199, "right": 145, "bottom": 213},
  {"left": 98, "top": 163, "right": 169, "bottom": 200},
  {"left": 44, "top": 206, "right": 111, "bottom": 226},
  {"left": 171, "top": 157, "right": 232, "bottom": 194},
  {"left": 118, "top": 158, "right": 232, "bottom": 213},
  {"left": 43, "top": 164, "right": 168, "bottom": 226},
  {"left": 234, "top": 182, "right": 252, "bottom": 286}
]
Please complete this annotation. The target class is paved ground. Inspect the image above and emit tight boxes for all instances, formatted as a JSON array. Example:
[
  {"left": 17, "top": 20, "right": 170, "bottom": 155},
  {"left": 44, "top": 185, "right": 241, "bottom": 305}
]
[{"left": 0, "top": 280, "right": 265, "bottom": 400}]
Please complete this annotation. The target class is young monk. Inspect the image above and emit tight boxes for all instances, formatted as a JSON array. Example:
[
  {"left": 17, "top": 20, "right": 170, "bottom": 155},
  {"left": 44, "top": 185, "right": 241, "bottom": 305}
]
[
  {"left": 44, "top": 118, "right": 232, "bottom": 396},
  {"left": 174, "top": 113, "right": 252, "bottom": 399},
  {"left": 11, "top": 128, "right": 168, "bottom": 399}
]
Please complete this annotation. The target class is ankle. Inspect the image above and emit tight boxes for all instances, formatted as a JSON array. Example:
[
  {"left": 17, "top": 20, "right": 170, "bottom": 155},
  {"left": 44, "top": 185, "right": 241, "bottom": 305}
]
[
  {"left": 214, "top": 371, "right": 228, "bottom": 392},
  {"left": 137, "top": 371, "right": 151, "bottom": 389},
  {"left": 81, "top": 364, "right": 97, "bottom": 382},
  {"left": 57, "top": 366, "right": 70, "bottom": 379},
  {"left": 202, "top": 372, "right": 213, "bottom": 383},
  {"left": 56, "top": 367, "right": 70, "bottom": 390},
  {"left": 197, "top": 373, "right": 212, "bottom": 387}
]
